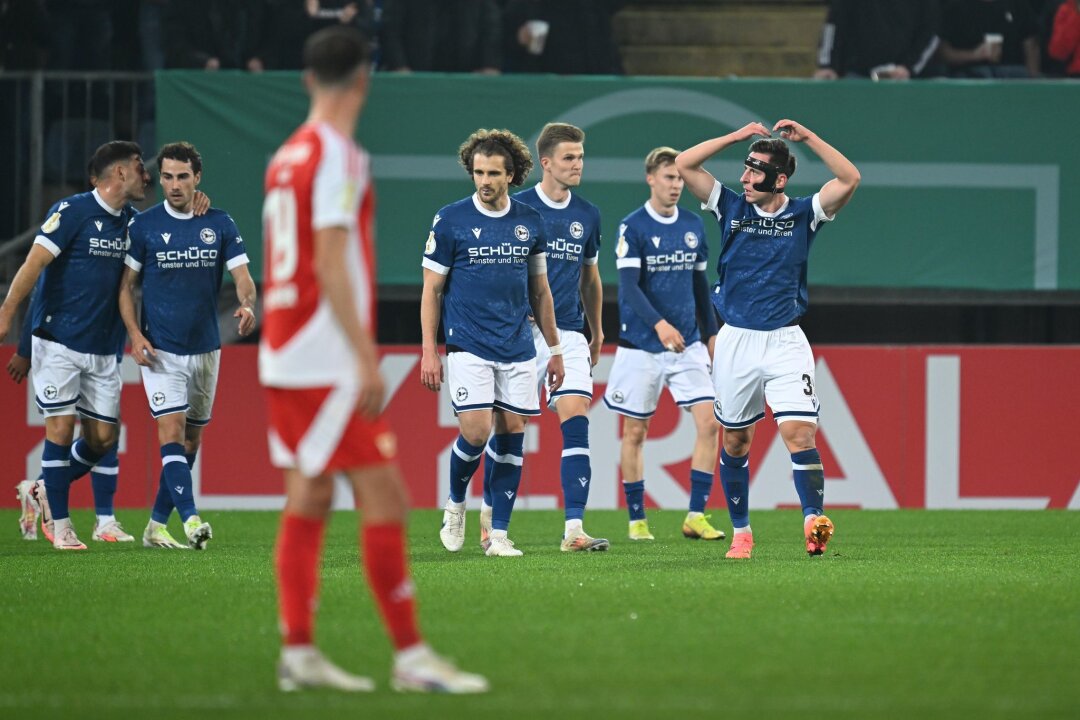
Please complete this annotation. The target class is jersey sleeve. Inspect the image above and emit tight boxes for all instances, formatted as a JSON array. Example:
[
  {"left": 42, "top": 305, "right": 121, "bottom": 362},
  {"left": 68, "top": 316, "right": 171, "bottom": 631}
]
[
  {"left": 221, "top": 214, "right": 251, "bottom": 271},
  {"left": 421, "top": 211, "right": 455, "bottom": 275},
  {"left": 124, "top": 217, "right": 147, "bottom": 273},
  {"left": 810, "top": 193, "right": 834, "bottom": 232},
  {"left": 312, "top": 134, "right": 360, "bottom": 231},
  {"left": 701, "top": 179, "right": 740, "bottom": 225},
  {"left": 583, "top": 205, "right": 601, "bottom": 266},
  {"left": 614, "top": 220, "right": 642, "bottom": 270},
  {"left": 34, "top": 200, "right": 80, "bottom": 257}
]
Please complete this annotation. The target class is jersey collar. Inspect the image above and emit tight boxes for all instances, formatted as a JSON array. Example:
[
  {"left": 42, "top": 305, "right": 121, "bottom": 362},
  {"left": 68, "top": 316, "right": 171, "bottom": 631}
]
[
  {"left": 472, "top": 193, "right": 511, "bottom": 218},
  {"left": 644, "top": 201, "right": 678, "bottom": 225},
  {"left": 534, "top": 183, "right": 571, "bottom": 210},
  {"left": 750, "top": 196, "right": 790, "bottom": 218},
  {"left": 164, "top": 202, "right": 194, "bottom": 220},
  {"left": 92, "top": 188, "right": 123, "bottom": 217}
]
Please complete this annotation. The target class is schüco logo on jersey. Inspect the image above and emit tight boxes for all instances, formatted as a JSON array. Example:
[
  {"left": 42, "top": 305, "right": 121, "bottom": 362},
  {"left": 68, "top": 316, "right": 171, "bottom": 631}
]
[
  {"left": 645, "top": 249, "right": 697, "bottom": 266},
  {"left": 88, "top": 237, "right": 129, "bottom": 254},
  {"left": 156, "top": 248, "right": 219, "bottom": 262}
]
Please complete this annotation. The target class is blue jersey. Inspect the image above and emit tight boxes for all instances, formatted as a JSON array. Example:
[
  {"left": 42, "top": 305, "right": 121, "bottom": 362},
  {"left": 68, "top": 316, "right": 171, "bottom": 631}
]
[
  {"left": 513, "top": 185, "right": 601, "bottom": 332},
  {"left": 31, "top": 189, "right": 137, "bottom": 355},
  {"left": 126, "top": 203, "right": 248, "bottom": 355},
  {"left": 703, "top": 181, "right": 832, "bottom": 330},
  {"left": 421, "top": 194, "right": 547, "bottom": 363},
  {"left": 615, "top": 203, "right": 709, "bottom": 353}
]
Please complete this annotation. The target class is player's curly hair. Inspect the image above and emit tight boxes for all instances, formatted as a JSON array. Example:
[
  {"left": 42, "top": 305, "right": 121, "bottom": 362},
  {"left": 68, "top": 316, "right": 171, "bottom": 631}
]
[
  {"left": 749, "top": 138, "right": 796, "bottom": 177},
  {"left": 458, "top": 129, "right": 533, "bottom": 187}
]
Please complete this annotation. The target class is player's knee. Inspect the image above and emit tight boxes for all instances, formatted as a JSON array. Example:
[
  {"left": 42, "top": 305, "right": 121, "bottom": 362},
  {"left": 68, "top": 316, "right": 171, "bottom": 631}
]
[
  {"left": 722, "top": 429, "right": 751, "bottom": 456},
  {"left": 622, "top": 422, "right": 648, "bottom": 446}
]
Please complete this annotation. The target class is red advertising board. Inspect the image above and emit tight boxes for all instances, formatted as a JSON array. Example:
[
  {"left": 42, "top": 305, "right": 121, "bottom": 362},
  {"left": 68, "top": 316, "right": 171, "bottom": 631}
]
[{"left": 2, "top": 345, "right": 1077, "bottom": 510}]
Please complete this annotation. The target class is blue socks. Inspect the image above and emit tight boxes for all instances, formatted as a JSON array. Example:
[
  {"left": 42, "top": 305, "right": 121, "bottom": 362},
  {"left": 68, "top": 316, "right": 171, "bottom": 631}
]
[
  {"left": 90, "top": 447, "right": 119, "bottom": 516},
  {"left": 482, "top": 438, "right": 495, "bottom": 508},
  {"left": 161, "top": 442, "right": 197, "bottom": 521},
  {"left": 488, "top": 433, "right": 524, "bottom": 531},
  {"left": 560, "top": 416, "right": 591, "bottom": 521},
  {"left": 689, "top": 468, "right": 714, "bottom": 514},
  {"left": 448, "top": 436, "right": 484, "bottom": 504},
  {"left": 623, "top": 480, "right": 646, "bottom": 521},
  {"left": 791, "top": 448, "right": 825, "bottom": 517},
  {"left": 151, "top": 450, "right": 197, "bottom": 524},
  {"left": 719, "top": 448, "right": 750, "bottom": 529}
]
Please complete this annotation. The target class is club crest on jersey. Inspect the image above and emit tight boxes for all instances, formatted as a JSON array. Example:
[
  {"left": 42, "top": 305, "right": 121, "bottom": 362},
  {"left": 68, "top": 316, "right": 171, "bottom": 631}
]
[
  {"left": 569, "top": 221, "right": 584, "bottom": 239},
  {"left": 41, "top": 212, "right": 61, "bottom": 234},
  {"left": 684, "top": 232, "right": 699, "bottom": 249},
  {"left": 94, "top": 220, "right": 103, "bottom": 232},
  {"left": 199, "top": 228, "right": 216, "bottom": 245},
  {"left": 651, "top": 236, "right": 661, "bottom": 248},
  {"left": 514, "top": 225, "right": 530, "bottom": 242},
  {"left": 425, "top": 230, "right": 436, "bottom": 254},
  {"left": 615, "top": 236, "right": 628, "bottom": 258},
  {"left": 161, "top": 233, "right": 171, "bottom": 245},
  {"left": 455, "top": 387, "right": 469, "bottom": 402},
  {"left": 152, "top": 392, "right": 166, "bottom": 406}
]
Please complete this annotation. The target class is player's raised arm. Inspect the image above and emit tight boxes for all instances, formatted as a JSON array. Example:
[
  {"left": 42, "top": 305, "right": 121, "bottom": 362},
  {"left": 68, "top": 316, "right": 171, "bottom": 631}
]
[
  {"left": 675, "top": 122, "right": 773, "bottom": 203},
  {"left": 314, "top": 226, "right": 384, "bottom": 417},
  {"left": 419, "top": 267, "right": 446, "bottom": 392},
  {"left": 0, "top": 245, "right": 54, "bottom": 341},
  {"left": 773, "top": 119, "right": 860, "bottom": 217},
  {"left": 528, "top": 268, "right": 565, "bottom": 392},
  {"left": 230, "top": 264, "right": 257, "bottom": 336}
]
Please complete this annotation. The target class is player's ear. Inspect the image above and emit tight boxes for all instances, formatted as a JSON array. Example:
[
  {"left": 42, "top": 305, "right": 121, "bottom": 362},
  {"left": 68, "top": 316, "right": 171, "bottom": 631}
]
[{"left": 194, "top": 171, "right": 202, "bottom": 187}]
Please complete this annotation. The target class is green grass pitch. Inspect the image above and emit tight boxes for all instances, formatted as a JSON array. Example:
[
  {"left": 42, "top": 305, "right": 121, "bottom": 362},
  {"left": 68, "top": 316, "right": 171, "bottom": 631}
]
[{"left": 2, "top": 508, "right": 1078, "bottom": 719}]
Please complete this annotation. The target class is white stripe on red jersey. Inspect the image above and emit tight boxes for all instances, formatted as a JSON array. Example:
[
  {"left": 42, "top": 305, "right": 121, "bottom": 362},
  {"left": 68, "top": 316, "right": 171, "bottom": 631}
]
[{"left": 259, "top": 122, "right": 377, "bottom": 388}]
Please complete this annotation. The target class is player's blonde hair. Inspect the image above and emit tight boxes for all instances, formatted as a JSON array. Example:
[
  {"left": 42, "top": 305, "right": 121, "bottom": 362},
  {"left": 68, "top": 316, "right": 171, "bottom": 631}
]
[
  {"left": 458, "top": 129, "right": 533, "bottom": 187},
  {"left": 645, "top": 146, "right": 680, "bottom": 175}
]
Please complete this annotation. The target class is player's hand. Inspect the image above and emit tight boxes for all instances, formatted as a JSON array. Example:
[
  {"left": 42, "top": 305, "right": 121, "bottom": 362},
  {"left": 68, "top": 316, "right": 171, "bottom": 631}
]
[
  {"left": 7, "top": 352, "right": 30, "bottom": 384},
  {"left": 234, "top": 306, "right": 256, "bottom": 336},
  {"left": 546, "top": 354, "right": 565, "bottom": 393},
  {"left": 192, "top": 191, "right": 211, "bottom": 216},
  {"left": 773, "top": 119, "right": 814, "bottom": 143},
  {"left": 654, "top": 320, "right": 686, "bottom": 353},
  {"left": 130, "top": 335, "right": 157, "bottom": 367},
  {"left": 887, "top": 65, "right": 911, "bottom": 80},
  {"left": 734, "top": 122, "right": 772, "bottom": 142},
  {"left": 813, "top": 68, "right": 838, "bottom": 80},
  {"left": 356, "top": 363, "right": 385, "bottom": 419},
  {"left": 588, "top": 335, "right": 604, "bottom": 367},
  {"left": 420, "top": 348, "right": 444, "bottom": 392}
]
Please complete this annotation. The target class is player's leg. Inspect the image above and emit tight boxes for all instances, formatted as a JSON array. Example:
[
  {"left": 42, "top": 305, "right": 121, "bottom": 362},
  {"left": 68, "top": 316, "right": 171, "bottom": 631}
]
[
  {"left": 440, "top": 352, "right": 494, "bottom": 551},
  {"left": 604, "top": 347, "right": 663, "bottom": 540},
  {"left": 765, "top": 326, "right": 833, "bottom": 555},
  {"left": 667, "top": 343, "right": 724, "bottom": 540},
  {"left": 176, "top": 350, "right": 218, "bottom": 550},
  {"left": 89, "top": 444, "right": 133, "bottom": 542},
  {"left": 710, "top": 325, "right": 766, "bottom": 559}
]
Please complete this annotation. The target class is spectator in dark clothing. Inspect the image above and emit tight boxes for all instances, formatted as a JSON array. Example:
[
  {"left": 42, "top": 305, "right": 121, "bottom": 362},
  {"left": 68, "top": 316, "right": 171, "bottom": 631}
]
[
  {"left": 939, "top": 0, "right": 1041, "bottom": 77},
  {"left": 814, "top": 0, "right": 941, "bottom": 80},
  {"left": 380, "top": 0, "right": 500, "bottom": 73},
  {"left": 2, "top": 0, "right": 48, "bottom": 70},
  {"left": 164, "top": 0, "right": 270, "bottom": 71},
  {"left": 260, "top": 0, "right": 375, "bottom": 70},
  {"left": 503, "top": 0, "right": 626, "bottom": 75},
  {"left": 1049, "top": 0, "right": 1080, "bottom": 76}
]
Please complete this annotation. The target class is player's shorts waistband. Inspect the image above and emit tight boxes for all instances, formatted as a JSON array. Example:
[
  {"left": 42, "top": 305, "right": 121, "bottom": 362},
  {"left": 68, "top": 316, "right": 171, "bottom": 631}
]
[{"left": 718, "top": 316, "right": 802, "bottom": 331}]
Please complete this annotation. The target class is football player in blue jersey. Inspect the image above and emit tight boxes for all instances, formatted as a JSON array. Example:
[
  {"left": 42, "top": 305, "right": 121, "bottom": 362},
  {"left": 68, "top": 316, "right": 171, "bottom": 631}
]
[
  {"left": 676, "top": 120, "right": 860, "bottom": 558},
  {"left": 420, "top": 128, "right": 565, "bottom": 557},
  {"left": 0, "top": 141, "right": 151, "bottom": 550},
  {"left": 118, "top": 141, "right": 257, "bottom": 550},
  {"left": 604, "top": 147, "right": 724, "bottom": 543},
  {"left": 10, "top": 289, "right": 125, "bottom": 543},
  {"left": 475, "top": 122, "right": 608, "bottom": 553}
]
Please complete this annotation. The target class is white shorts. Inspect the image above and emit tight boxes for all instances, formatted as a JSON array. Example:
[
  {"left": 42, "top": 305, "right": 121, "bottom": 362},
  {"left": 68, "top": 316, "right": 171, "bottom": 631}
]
[
  {"left": 31, "top": 336, "right": 121, "bottom": 423},
  {"left": 603, "top": 342, "right": 714, "bottom": 418},
  {"left": 532, "top": 324, "right": 593, "bottom": 410},
  {"left": 446, "top": 350, "right": 540, "bottom": 417},
  {"left": 139, "top": 349, "right": 221, "bottom": 425},
  {"left": 711, "top": 323, "right": 819, "bottom": 429}
]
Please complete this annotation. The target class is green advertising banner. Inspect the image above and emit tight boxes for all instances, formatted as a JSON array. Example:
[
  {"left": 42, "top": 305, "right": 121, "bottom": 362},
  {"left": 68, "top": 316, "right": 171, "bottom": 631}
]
[{"left": 158, "top": 71, "right": 1080, "bottom": 291}]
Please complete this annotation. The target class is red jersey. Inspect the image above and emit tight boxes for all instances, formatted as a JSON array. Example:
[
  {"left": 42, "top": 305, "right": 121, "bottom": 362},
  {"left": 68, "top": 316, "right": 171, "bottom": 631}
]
[{"left": 259, "top": 122, "right": 376, "bottom": 388}]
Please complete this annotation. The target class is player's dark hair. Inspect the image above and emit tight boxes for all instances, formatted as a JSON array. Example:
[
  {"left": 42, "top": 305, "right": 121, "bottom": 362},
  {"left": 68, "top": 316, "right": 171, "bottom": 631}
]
[
  {"left": 645, "top": 146, "right": 679, "bottom": 175},
  {"left": 458, "top": 129, "right": 533, "bottom": 187},
  {"left": 88, "top": 140, "right": 142, "bottom": 179},
  {"left": 536, "top": 123, "right": 585, "bottom": 159},
  {"left": 304, "top": 25, "right": 370, "bottom": 87},
  {"left": 749, "top": 138, "right": 796, "bottom": 178},
  {"left": 156, "top": 141, "right": 202, "bottom": 175}
]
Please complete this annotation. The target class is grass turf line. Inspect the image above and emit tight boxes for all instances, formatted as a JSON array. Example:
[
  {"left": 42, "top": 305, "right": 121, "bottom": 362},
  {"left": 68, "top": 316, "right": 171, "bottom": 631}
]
[{"left": 1, "top": 509, "right": 1077, "bottom": 720}]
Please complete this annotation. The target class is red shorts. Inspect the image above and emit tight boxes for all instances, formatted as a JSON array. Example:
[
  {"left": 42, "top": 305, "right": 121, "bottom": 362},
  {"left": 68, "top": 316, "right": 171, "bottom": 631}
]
[{"left": 265, "top": 385, "right": 397, "bottom": 477}]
